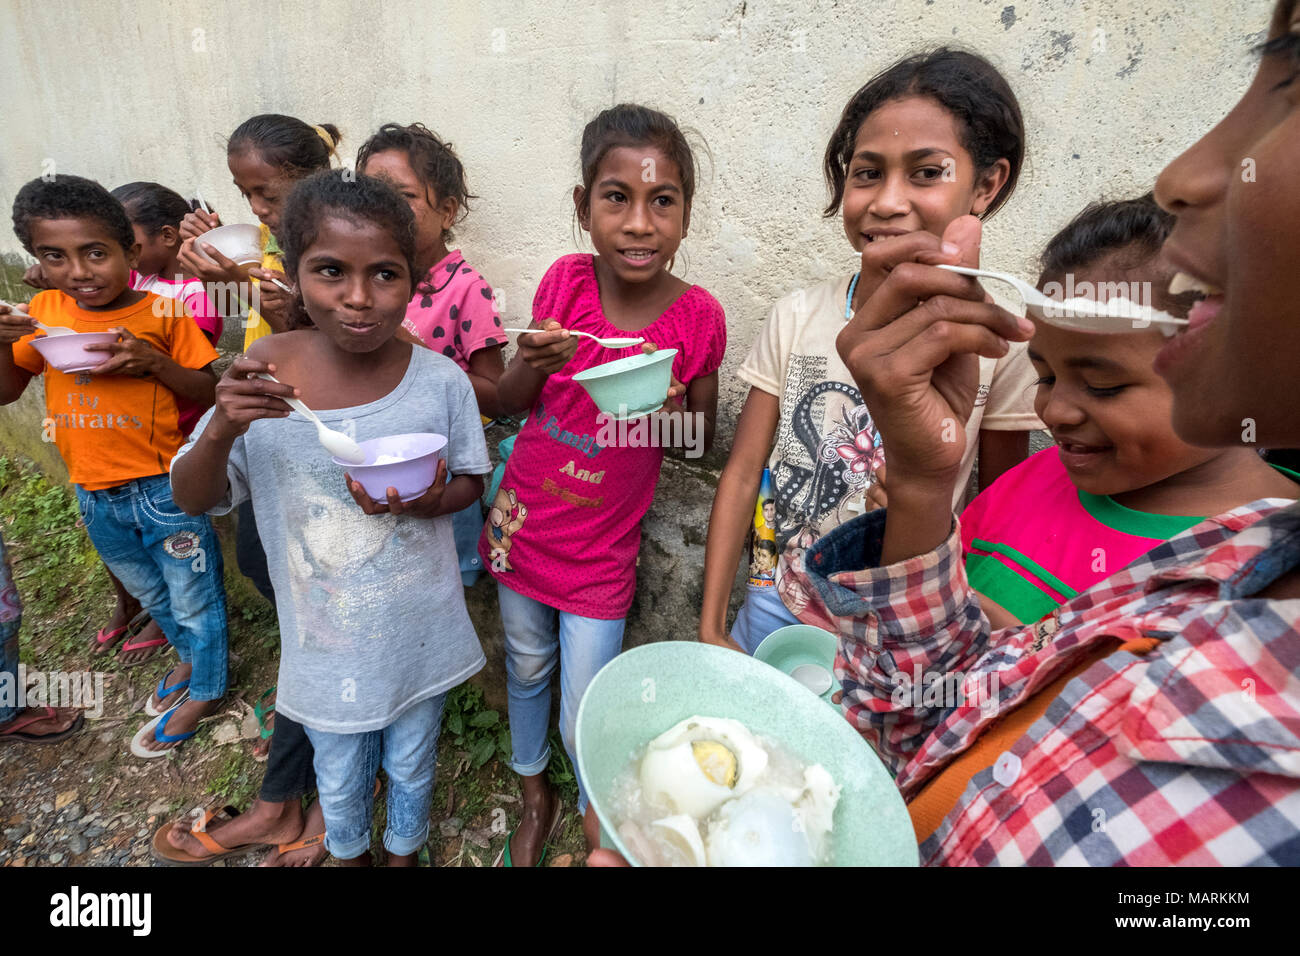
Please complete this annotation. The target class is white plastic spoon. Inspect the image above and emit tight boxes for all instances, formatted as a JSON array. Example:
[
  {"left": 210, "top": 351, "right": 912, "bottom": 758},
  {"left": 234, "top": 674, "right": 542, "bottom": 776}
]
[
  {"left": 791, "top": 663, "right": 833, "bottom": 697},
  {"left": 936, "top": 264, "right": 1188, "bottom": 334},
  {"left": 254, "top": 372, "right": 366, "bottom": 463},
  {"left": 0, "top": 300, "right": 73, "bottom": 335},
  {"left": 194, "top": 188, "right": 213, "bottom": 216},
  {"left": 503, "top": 327, "right": 645, "bottom": 349}
]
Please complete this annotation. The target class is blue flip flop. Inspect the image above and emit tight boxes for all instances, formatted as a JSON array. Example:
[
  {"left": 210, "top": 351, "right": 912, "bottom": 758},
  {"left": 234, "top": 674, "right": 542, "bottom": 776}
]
[
  {"left": 144, "top": 669, "right": 191, "bottom": 718},
  {"left": 130, "top": 702, "right": 198, "bottom": 759}
]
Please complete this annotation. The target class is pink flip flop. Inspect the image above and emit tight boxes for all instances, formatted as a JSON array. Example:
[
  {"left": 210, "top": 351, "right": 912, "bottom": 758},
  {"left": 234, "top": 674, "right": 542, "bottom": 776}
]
[
  {"left": 0, "top": 707, "right": 85, "bottom": 745},
  {"left": 118, "top": 630, "right": 170, "bottom": 668}
]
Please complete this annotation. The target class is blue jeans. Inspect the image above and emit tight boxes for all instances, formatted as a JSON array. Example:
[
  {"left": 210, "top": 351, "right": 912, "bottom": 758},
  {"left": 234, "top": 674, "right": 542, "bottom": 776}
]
[
  {"left": 0, "top": 534, "right": 19, "bottom": 725},
  {"left": 304, "top": 693, "right": 447, "bottom": 859},
  {"left": 731, "top": 583, "right": 800, "bottom": 655},
  {"left": 497, "top": 583, "right": 626, "bottom": 813},
  {"left": 74, "top": 474, "right": 228, "bottom": 700}
]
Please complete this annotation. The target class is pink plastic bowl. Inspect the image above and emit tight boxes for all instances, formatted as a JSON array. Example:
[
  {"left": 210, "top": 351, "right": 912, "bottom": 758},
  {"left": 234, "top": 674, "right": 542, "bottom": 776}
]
[
  {"left": 332, "top": 432, "right": 448, "bottom": 502},
  {"left": 29, "top": 332, "right": 121, "bottom": 373}
]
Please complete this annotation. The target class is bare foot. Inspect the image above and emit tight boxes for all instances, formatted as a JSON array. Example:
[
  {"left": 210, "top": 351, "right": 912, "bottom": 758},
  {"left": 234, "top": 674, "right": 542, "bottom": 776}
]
[
  {"left": 260, "top": 800, "right": 327, "bottom": 867},
  {"left": 166, "top": 798, "right": 303, "bottom": 860},
  {"left": 387, "top": 851, "right": 417, "bottom": 867},
  {"left": 0, "top": 706, "right": 83, "bottom": 742},
  {"left": 90, "top": 600, "right": 137, "bottom": 656},
  {"left": 508, "top": 775, "right": 558, "bottom": 867},
  {"left": 118, "top": 619, "right": 166, "bottom": 665},
  {"left": 140, "top": 697, "right": 220, "bottom": 753},
  {"left": 148, "top": 662, "right": 192, "bottom": 713}
]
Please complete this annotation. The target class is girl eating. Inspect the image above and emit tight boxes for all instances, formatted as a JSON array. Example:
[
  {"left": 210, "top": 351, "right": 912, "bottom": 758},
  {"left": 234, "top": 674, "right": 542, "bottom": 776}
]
[
  {"left": 485, "top": 103, "right": 726, "bottom": 865},
  {"left": 170, "top": 169, "right": 491, "bottom": 865},
  {"left": 700, "top": 48, "right": 1041, "bottom": 655}
]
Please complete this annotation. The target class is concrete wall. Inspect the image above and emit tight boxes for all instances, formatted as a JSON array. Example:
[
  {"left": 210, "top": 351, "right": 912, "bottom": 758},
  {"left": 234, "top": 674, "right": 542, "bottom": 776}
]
[{"left": 0, "top": 1, "right": 1267, "bottom": 678}]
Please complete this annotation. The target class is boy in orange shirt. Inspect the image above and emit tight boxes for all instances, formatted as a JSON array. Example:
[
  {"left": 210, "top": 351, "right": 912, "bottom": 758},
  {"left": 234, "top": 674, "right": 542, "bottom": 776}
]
[{"left": 0, "top": 174, "right": 228, "bottom": 757}]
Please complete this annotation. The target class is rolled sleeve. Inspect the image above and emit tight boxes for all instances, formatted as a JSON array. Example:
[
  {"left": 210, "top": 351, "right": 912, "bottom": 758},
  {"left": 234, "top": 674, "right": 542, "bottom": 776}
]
[{"left": 787, "top": 508, "right": 992, "bottom": 773}]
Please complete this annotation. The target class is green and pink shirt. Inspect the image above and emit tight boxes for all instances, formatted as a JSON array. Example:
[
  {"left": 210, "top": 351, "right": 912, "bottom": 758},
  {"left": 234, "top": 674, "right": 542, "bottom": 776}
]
[{"left": 958, "top": 447, "right": 1298, "bottom": 624}]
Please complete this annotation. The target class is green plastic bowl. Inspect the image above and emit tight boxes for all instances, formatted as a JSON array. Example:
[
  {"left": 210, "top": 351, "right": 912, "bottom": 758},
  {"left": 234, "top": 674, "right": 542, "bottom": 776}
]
[
  {"left": 572, "top": 348, "right": 677, "bottom": 421},
  {"left": 754, "top": 624, "right": 839, "bottom": 705},
  {"left": 574, "top": 641, "right": 918, "bottom": 866}
]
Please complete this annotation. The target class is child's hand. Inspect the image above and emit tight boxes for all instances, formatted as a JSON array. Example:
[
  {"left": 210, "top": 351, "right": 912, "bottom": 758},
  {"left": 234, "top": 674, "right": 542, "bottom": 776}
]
[
  {"left": 641, "top": 341, "right": 686, "bottom": 413},
  {"left": 865, "top": 461, "right": 888, "bottom": 511},
  {"left": 517, "top": 319, "right": 578, "bottom": 374},
  {"left": 179, "top": 208, "right": 221, "bottom": 241},
  {"left": 207, "top": 356, "right": 297, "bottom": 441},
  {"left": 849, "top": 218, "right": 980, "bottom": 319},
  {"left": 21, "top": 263, "right": 50, "bottom": 290},
  {"left": 836, "top": 217, "right": 1031, "bottom": 490},
  {"left": 249, "top": 268, "right": 293, "bottom": 332},
  {"left": 84, "top": 328, "right": 160, "bottom": 377},
  {"left": 177, "top": 237, "right": 246, "bottom": 286},
  {"left": 0, "top": 303, "right": 36, "bottom": 344},
  {"left": 345, "top": 458, "right": 449, "bottom": 518}
]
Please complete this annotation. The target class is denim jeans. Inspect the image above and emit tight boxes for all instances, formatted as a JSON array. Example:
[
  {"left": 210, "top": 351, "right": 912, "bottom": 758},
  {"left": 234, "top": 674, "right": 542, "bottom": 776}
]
[
  {"left": 731, "top": 583, "right": 801, "bottom": 655},
  {"left": 0, "top": 534, "right": 19, "bottom": 725},
  {"left": 74, "top": 474, "right": 228, "bottom": 700},
  {"left": 452, "top": 498, "right": 484, "bottom": 587},
  {"left": 497, "top": 582, "right": 626, "bottom": 813},
  {"left": 304, "top": 693, "right": 447, "bottom": 859}
]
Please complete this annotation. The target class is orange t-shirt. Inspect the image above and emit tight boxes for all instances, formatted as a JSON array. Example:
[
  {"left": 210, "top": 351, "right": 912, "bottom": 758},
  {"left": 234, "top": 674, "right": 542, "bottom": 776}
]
[
  {"left": 12, "top": 289, "right": 219, "bottom": 490},
  {"left": 907, "top": 635, "right": 1161, "bottom": 843}
]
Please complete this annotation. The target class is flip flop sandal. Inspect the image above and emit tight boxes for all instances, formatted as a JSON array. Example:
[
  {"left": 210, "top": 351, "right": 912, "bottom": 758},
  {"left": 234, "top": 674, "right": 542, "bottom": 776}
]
[
  {"left": 274, "top": 831, "right": 326, "bottom": 861},
  {"left": 145, "top": 668, "right": 192, "bottom": 718},
  {"left": 117, "top": 629, "right": 170, "bottom": 669},
  {"left": 0, "top": 707, "right": 85, "bottom": 745},
  {"left": 252, "top": 686, "right": 276, "bottom": 761},
  {"left": 129, "top": 702, "right": 197, "bottom": 759},
  {"left": 91, "top": 609, "right": 149, "bottom": 655},
  {"left": 149, "top": 805, "right": 269, "bottom": 866},
  {"left": 495, "top": 799, "right": 565, "bottom": 868}
]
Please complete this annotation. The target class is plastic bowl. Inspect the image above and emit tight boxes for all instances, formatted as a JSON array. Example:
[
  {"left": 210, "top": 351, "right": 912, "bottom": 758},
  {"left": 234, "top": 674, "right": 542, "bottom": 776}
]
[
  {"left": 574, "top": 641, "right": 918, "bottom": 867},
  {"left": 192, "top": 224, "right": 263, "bottom": 265},
  {"left": 754, "top": 624, "right": 840, "bottom": 705},
  {"left": 572, "top": 348, "right": 677, "bottom": 421},
  {"left": 29, "top": 331, "right": 121, "bottom": 373},
  {"left": 331, "top": 432, "right": 447, "bottom": 502}
]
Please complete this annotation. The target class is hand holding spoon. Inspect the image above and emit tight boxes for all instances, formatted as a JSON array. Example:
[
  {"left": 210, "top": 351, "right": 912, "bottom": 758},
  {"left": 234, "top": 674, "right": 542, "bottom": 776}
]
[
  {"left": 936, "top": 264, "right": 1188, "bottom": 334},
  {"left": 503, "top": 327, "right": 644, "bottom": 349},
  {"left": 254, "top": 372, "right": 366, "bottom": 463},
  {"left": 0, "top": 300, "right": 71, "bottom": 335}
]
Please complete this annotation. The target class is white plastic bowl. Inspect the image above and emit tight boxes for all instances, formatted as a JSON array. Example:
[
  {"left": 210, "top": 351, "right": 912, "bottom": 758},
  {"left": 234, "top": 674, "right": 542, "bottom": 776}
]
[
  {"left": 191, "top": 224, "right": 263, "bottom": 265},
  {"left": 332, "top": 432, "right": 448, "bottom": 502},
  {"left": 29, "top": 331, "right": 121, "bottom": 373}
]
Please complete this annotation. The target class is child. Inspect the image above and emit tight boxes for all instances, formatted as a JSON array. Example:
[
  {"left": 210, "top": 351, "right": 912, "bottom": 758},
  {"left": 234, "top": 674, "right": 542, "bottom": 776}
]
[
  {"left": 178, "top": 114, "right": 340, "bottom": 349},
  {"left": 775, "top": 0, "right": 1300, "bottom": 865},
  {"left": 700, "top": 48, "right": 1041, "bottom": 655},
  {"left": 113, "top": 183, "right": 223, "bottom": 353},
  {"left": 358, "top": 122, "right": 506, "bottom": 586},
  {"left": 960, "top": 195, "right": 1299, "bottom": 628},
  {"left": 0, "top": 174, "right": 226, "bottom": 757},
  {"left": 170, "top": 169, "right": 490, "bottom": 866},
  {"left": 485, "top": 103, "right": 726, "bottom": 866}
]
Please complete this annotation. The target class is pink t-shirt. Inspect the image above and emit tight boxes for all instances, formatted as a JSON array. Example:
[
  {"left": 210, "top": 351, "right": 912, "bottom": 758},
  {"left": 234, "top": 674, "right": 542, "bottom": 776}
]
[
  {"left": 401, "top": 250, "right": 503, "bottom": 371},
  {"left": 130, "top": 269, "right": 222, "bottom": 436},
  {"left": 480, "top": 254, "right": 726, "bottom": 618}
]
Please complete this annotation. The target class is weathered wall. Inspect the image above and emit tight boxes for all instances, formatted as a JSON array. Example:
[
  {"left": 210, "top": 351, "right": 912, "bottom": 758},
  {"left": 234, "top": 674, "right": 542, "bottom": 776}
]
[{"left": 0, "top": 0, "right": 1265, "bottom": 687}]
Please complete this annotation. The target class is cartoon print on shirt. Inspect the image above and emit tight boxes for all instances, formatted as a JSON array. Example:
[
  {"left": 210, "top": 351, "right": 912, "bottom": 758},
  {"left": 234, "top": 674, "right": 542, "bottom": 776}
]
[
  {"left": 772, "top": 375, "right": 884, "bottom": 550},
  {"left": 486, "top": 487, "right": 528, "bottom": 572}
]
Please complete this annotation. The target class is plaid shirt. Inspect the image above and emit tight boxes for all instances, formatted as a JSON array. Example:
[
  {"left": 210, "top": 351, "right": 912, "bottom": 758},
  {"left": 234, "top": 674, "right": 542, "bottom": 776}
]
[{"left": 784, "top": 499, "right": 1300, "bottom": 866}]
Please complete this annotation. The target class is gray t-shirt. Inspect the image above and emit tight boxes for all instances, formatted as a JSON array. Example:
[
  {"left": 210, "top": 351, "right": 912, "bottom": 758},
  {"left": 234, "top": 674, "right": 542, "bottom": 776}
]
[{"left": 174, "top": 348, "right": 491, "bottom": 733}]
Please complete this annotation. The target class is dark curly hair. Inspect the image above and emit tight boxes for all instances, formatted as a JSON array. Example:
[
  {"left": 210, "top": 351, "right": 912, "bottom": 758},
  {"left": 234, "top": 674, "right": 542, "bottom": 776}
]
[
  {"left": 356, "top": 123, "right": 476, "bottom": 243},
  {"left": 576, "top": 104, "right": 703, "bottom": 218},
  {"left": 111, "top": 181, "right": 196, "bottom": 236},
  {"left": 278, "top": 169, "right": 417, "bottom": 328},
  {"left": 1037, "top": 193, "right": 1174, "bottom": 289},
  {"left": 12, "top": 174, "right": 136, "bottom": 254},
  {"left": 823, "top": 47, "right": 1024, "bottom": 221},
  {"left": 228, "top": 114, "right": 339, "bottom": 176}
]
